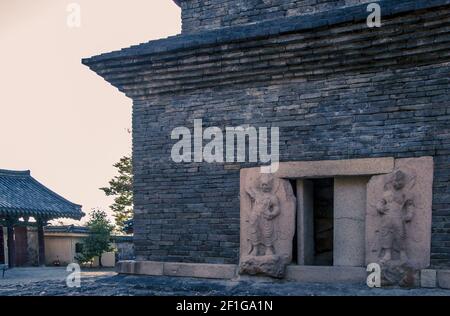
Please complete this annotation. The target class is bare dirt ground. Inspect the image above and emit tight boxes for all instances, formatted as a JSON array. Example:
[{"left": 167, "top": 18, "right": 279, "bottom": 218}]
[{"left": 1, "top": 267, "right": 450, "bottom": 296}]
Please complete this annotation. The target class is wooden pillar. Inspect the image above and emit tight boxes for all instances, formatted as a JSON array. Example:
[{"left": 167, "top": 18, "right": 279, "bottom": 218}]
[
  {"left": 37, "top": 220, "right": 46, "bottom": 266},
  {"left": 7, "top": 222, "right": 15, "bottom": 268},
  {"left": 0, "top": 225, "right": 5, "bottom": 264}
]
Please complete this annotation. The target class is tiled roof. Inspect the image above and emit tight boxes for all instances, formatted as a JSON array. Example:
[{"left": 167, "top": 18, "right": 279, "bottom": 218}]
[
  {"left": 45, "top": 225, "right": 133, "bottom": 241},
  {"left": 0, "top": 169, "right": 84, "bottom": 220},
  {"left": 45, "top": 225, "right": 89, "bottom": 234}
]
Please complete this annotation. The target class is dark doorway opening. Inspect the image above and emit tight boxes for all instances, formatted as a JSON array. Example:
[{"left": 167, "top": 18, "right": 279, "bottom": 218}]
[
  {"left": 289, "top": 179, "right": 297, "bottom": 264},
  {"left": 312, "top": 178, "right": 334, "bottom": 266}
]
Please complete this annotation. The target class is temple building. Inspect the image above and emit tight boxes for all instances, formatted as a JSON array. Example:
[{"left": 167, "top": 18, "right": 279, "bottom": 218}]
[
  {"left": 0, "top": 169, "right": 83, "bottom": 267},
  {"left": 83, "top": 0, "right": 450, "bottom": 287}
]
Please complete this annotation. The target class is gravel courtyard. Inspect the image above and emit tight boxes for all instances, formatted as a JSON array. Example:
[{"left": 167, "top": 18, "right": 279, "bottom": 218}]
[{"left": 1, "top": 267, "right": 450, "bottom": 296}]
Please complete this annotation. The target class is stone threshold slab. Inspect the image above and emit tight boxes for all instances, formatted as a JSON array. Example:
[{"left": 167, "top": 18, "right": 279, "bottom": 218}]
[{"left": 286, "top": 265, "right": 367, "bottom": 283}]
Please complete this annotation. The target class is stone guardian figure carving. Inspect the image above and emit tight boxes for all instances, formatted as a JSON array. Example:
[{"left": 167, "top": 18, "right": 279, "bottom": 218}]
[
  {"left": 366, "top": 157, "right": 434, "bottom": 288},
  {"left": 370, "top": 168, "right": 420, "bottom": 286},
  {"left": 247, "top": 174, "right": 281, "bottom": 257},
  {"left": 376, "top": 170, "right": 415, "bottom": 264},
  {"left": 239, "top": 171, "right": 296, "bottom": 278}
]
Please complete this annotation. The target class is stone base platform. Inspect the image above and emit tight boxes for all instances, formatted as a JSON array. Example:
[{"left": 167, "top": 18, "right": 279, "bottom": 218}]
[
  {"left": 116, "top": 261, "right": 365, "bottom": 284},
  {"left": 116, "top": 260, "right": 237, "bottom": 279},
  {"left": 117, "top": 261, "right": 450, "bottom": 290}
]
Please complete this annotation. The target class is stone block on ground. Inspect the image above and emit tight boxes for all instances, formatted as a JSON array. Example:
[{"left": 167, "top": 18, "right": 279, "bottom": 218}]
[{"left": 420, "top": 269, "right": 436, "bottom": 288}]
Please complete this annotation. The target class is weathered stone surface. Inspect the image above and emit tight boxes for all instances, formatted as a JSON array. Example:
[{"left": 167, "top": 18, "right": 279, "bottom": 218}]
[
  {"left": 134, "top": 261, "right": 164, "bottom": 276},
  {"left": 116, "top": 260, "right": 164, "bottom": 276},
  {"left": 285, "top": 265, "right": 367, "bottom": 283},
  {"left": 366, "top": 157, "right": 433, "bottom": 269},
  {"left": 275, "top": 158, "right": 393, "bottom": 179},
  {"left": 437, "top": 270, "right": 450, "bottom": 289},
  {"left": 366, "top": 157, "right": 434, "bottom": 286},
  {"left": 117, "top": 260, "right": 236, "bottom": 279},
  {"left": 239, "top": 168, "right": 296, "bottom": 277},
  {"left": 395, "top": 157, "right": 434, "bottom": 267},
  {"left": 116, "top": 261, "right": 135, "bottom": 274},
  {"left": 334, "top": 176, "right": 369, "bottom": 267},
  {"left": 164, "top": 262, "right": 236, "bottom": 279},
  {"left": 421, "top": 269, "right": 437, "bottom": 288},
  {"left": 239, "top": 255, "right": 285, "bottom": 278},
  {"left": 380, "top": 261, "right": 420, "bottom": 287}
]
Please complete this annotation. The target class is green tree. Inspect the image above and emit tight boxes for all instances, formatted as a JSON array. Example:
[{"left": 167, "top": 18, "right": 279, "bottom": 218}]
[
  {"left": 77, "top": 209, "right": 114, "bottom": 267},
  {"left": 100, "top": 156, "right": 133, "bottom": 232}
]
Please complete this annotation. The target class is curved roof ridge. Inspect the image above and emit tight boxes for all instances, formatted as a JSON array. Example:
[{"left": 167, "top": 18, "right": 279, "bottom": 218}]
[{"left": 0, "top": 169, "right": 31, "bottom": 176}]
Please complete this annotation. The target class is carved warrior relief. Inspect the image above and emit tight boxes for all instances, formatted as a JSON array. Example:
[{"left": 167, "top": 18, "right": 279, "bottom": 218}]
[
  {"left": 239, "top": 170, "right": 296, "bottom": 278},
  {"left": 366, "top": 157, "right": 433, "bottom": 286}
]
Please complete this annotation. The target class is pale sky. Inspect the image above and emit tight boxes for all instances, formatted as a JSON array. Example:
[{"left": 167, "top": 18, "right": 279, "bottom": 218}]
[{"left": 0, "top": 1, "right": 181, "bottom": 224}]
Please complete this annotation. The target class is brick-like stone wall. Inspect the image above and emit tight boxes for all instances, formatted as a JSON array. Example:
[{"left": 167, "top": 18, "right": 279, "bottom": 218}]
[
  {"left": 84, "top": 0, "right": 450, "bottom": 268},
  {"left": 131, "top": 62, "right": 450, "bottom": 267},
  {"left": 179, "top": 0, "right": 374, "bottom": 33}
]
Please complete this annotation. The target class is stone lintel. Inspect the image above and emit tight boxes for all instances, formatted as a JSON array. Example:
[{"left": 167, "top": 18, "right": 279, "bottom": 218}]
[
  {"left": 285, "top": 265, "right": 367, "bottom": 283},
  {"left": 274, "top": 157, "right": 394, "bottom": 179}
]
